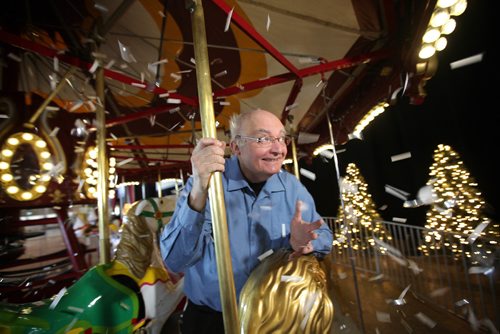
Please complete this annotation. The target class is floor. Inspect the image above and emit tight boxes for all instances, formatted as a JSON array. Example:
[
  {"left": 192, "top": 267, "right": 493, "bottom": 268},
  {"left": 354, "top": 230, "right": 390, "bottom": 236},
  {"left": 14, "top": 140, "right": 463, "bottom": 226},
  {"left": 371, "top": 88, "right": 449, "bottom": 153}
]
[{"left": 2, "top": 224, "right": 494, "bottom": 334}]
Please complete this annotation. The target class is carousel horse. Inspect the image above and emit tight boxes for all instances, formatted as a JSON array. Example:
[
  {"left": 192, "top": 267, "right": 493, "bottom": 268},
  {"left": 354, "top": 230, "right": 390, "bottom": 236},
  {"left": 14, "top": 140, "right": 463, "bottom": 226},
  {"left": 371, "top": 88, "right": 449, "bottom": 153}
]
[
  {"left": 239, "top": 248, "right": 334, "bottom": 334},
  {"left": 0, "top": 195, "right": 184, "bottom": 334}
]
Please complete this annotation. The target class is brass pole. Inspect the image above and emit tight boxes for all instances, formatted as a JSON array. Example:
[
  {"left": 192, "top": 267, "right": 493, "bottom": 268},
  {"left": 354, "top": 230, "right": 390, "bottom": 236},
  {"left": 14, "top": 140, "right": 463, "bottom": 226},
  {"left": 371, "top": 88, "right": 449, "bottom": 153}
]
[
  {"left": 189, "top": 1, "right": 239, "bottom": 332},
  {"left": 96, "top": 66, "right": 111, "bottom": 264},
  {"left": 25, "top": 67, "right": 77, "bottom": 127},
  {"left": 291, "top": 128, "right": 300, "bottom": 180}
]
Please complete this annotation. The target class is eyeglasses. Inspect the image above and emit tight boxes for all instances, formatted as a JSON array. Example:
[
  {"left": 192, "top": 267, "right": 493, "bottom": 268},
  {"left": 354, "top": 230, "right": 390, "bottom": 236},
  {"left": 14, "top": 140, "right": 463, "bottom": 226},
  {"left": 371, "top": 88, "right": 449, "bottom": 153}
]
[{"left": 235, "top": 135, "right": 292, "bottom": 146}]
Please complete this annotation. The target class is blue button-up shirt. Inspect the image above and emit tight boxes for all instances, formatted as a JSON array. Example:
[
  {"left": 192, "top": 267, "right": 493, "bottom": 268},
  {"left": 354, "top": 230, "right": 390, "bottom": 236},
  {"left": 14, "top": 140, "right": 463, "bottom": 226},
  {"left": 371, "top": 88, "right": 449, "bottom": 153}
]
[{"left": 159, "top": 156, "right": 333, "bottom": 312}]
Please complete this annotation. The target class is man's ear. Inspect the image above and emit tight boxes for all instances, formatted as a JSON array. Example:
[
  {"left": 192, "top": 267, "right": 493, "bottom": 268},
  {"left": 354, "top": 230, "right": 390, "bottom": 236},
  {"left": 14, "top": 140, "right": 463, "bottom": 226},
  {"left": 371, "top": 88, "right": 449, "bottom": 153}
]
[{"left": 230, "top": 140, "right": 240, "bottom": 155}]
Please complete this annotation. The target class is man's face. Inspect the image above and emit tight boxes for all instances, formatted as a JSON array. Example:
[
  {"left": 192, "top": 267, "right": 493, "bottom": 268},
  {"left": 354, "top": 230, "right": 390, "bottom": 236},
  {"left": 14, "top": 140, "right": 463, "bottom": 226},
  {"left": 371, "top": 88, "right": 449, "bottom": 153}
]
[{"left": 231, "top": 110, "right": 288, "bottom": 183}]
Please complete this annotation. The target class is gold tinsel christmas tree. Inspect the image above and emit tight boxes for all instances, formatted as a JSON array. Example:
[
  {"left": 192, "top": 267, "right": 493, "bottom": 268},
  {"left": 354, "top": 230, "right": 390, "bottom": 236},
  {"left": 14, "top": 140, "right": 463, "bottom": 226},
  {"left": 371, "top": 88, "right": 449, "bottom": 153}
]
[
  {"left": 419, "top": 144, "right": 499, "bottom": 263},
  {"left": 333, "top": 163, "right": 392, "bottom": 254}
]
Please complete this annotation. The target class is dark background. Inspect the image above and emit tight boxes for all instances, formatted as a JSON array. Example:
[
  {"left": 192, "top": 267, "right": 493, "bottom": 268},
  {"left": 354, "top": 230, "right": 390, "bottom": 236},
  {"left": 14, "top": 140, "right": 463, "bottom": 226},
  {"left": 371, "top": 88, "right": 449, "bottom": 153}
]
[{"left": 300, "top": 0, "right": 499, "bottom": 226}]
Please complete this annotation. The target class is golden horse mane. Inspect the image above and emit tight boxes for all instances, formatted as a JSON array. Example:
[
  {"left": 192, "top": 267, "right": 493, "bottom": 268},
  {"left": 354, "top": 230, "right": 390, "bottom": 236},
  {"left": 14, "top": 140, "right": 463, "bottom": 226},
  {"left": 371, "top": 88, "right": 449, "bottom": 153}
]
[
  {"left": 113, "top": 200, "right": 156, "bottom": 279},
  {"left": 239, "top": 249, "right": 334, "bottom": 333}
]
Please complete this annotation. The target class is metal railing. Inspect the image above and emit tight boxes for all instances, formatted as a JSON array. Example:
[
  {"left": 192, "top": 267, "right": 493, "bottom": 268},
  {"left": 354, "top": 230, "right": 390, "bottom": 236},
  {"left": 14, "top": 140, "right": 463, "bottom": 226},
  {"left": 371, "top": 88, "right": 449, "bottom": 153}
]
[{"left": 324, "top": 217, "right": 500, "bottom": 332}]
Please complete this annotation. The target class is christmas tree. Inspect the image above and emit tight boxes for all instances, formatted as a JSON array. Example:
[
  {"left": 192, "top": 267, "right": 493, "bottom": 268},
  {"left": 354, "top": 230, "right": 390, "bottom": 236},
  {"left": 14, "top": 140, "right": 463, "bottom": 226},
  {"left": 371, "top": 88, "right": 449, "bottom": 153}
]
[
  {"left": 419, "top": 144, "right": 499, "bottom": 264},
  {"left": 333, "top": 163, "right": 392, "bottom": 254}
]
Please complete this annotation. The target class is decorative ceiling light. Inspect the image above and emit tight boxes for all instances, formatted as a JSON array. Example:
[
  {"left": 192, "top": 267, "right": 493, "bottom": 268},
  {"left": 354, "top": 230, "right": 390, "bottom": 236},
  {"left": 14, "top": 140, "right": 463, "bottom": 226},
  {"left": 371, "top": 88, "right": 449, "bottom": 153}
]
[
  {"left": 351, "top": 101, "right": 388, "bottom": 137},
  {"left": 0, "top": 132, "right": 52, "bottom": 201},
  {"left": 418, "top": 0, "right": 467, "bottom": 60}
]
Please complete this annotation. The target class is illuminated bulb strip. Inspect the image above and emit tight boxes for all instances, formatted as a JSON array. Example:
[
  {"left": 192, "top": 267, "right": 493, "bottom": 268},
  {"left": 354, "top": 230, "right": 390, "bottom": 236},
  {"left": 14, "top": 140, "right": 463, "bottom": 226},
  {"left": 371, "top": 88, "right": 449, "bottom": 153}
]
[
  {"left": 0, "top": 132, "right": 52, "bottom": 201},
  {"left": 81, "top": 146, "right": 116, "bottom": 199}
]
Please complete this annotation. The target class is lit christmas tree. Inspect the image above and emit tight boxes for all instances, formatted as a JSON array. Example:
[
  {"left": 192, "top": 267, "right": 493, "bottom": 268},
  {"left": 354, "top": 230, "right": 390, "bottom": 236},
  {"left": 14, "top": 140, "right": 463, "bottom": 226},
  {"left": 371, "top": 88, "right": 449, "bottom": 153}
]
[
  {"left": 333, "top": 163, "right": 392, "bottom": 254},
  {"left": 419, "top": 144, "right": 499, "bottom": 263}
]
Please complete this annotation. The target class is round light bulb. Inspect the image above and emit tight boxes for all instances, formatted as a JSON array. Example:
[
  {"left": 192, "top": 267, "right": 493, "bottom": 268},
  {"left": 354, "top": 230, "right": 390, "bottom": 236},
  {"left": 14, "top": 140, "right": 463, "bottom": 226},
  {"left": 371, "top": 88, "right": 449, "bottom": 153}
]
[
  {"left": 423, "top": 28, "right": 441, "bottom": 43},
  {"left": 21, "top": 133, "right": 34, "bottom": 141},
  {"left": 419, "top": 45, "right": 436, "bottom": 59},
  {"left": 435, "top": 37, "right": 448, "bottom": 51},
  {"left": 430, "top": 9, "right": 450, "bottom": 27},
  {"left": 441, "top": 18, "right": 456, "bottom": 34},
  {"left": 7, "top": 138, "right": 19, "bottom": 146}
]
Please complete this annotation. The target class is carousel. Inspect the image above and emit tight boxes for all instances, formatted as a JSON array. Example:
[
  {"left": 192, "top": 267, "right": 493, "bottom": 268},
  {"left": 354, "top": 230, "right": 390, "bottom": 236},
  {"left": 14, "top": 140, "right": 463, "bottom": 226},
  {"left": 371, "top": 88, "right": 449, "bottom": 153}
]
[{"left": 0, "top": 0, "right": 471, "bottom": 333}]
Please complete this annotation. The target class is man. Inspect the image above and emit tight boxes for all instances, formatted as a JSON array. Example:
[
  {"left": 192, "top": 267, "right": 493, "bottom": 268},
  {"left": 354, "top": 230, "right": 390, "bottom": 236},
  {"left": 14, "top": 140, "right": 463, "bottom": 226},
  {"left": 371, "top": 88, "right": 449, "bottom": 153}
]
[{"left": 160, "top": 109, "right": 333, "bottom": 333}]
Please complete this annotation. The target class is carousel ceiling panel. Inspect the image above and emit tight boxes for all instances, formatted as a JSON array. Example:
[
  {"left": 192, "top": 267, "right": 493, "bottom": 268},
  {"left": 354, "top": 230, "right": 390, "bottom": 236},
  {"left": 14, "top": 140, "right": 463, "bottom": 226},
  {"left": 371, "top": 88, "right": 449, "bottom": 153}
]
[{"left": 0, "top": 0, "right": 434, "bottom": 181}]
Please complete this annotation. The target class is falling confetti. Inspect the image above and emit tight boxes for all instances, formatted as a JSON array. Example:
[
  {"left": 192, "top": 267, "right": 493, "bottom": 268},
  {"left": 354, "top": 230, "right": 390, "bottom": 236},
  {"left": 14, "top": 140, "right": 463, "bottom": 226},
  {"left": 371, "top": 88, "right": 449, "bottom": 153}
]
[
  {"left": 116, "top": 158, "right": 134, "bottom": 167},
  {"left": 224, "top": 7, "right": 235, "bottom": 32},
  {"left": 49, "top": 287, "right": 67, "bottom": 309},
  {"left": 266, "top": 14, "right": 271, "bottom": 31},
  {"left": 391, "top": 152, "right": 412, "bottom": 162},
  {"left": 89, "top": 59, "right": 99, "bottom": 73},
  {"left": 415, "top": 312, "right": 436, "bottom": 328},
  {"left": 214, "top": 70, "right": 227, "bottom": 78},
  {"left": 299, "top": 168, "right": 316, "bottom": 181},
  {"left": 384, "top": 184, "right": 409, "bottom": 200},
  {"left": 376, "top": 311, "right": 391, "bottom": 323},
  {"left": 257, "top": 249, "right": 273, "bottom": 261},
  {"left": 118, "top": 40, "right": 137, "bottom": 63},
  {"left": 131, "top": 82, "right": 146, "bottom": 88},
  {"left": 450, "top": 52, "right": 484, "bottom": 70},
  {"left": 281, "top": 275, "right": 302, "bottom": 283},
  {"left": 7, "top": 53, "right": 22, "bottom": 62}
]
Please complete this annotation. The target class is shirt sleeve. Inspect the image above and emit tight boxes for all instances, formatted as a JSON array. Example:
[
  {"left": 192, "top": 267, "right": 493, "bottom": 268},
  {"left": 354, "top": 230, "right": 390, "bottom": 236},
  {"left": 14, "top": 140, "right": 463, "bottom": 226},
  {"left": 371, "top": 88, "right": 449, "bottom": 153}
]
[{"left": 159, "top": 177, "right": 211, "bottom": 273}]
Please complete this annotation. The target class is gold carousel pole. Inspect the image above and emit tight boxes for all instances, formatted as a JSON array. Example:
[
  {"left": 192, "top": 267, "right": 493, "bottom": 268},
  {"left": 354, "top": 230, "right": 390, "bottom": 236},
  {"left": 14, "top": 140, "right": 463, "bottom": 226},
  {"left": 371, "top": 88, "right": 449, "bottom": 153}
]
[
  {"left": 290, "top": 128, "right": 300, "bottom": 179},
  {"left": 95, "top": 66, "right": 111, "bottom": 264},
  {"left": 189, "top": 1, "right": 239, "bottom": 332}
]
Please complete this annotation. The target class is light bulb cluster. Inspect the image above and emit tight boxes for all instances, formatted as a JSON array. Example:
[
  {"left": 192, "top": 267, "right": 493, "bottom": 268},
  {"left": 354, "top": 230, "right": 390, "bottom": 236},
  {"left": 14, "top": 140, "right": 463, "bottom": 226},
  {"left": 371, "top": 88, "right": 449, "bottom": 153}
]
[
  {"left": 81, "top": 146, "right": 117, "bottom": 199},
  {"left": 0, "top": 132, "right": 53, "bottom": 201},
  {"left": 418, "top": 0, "right": 467, "bottom": 59}
]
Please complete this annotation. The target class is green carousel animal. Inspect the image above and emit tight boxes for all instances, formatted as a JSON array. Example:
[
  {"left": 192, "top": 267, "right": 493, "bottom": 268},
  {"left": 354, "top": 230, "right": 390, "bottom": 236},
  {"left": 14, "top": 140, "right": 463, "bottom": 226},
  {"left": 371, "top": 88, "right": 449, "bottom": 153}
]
[{"left": 0, "top": 195, "right": 184, "bottom": 334}]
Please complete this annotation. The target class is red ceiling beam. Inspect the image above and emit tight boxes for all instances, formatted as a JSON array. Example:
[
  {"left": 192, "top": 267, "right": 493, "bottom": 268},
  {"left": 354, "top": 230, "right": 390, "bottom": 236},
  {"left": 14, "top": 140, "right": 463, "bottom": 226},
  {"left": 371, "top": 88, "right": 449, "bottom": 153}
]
[
  {"left": 213, "top": 48, "right": 391, "bottom": 98},
  {"left": 105, "top": 105, "right": 181, "bottom": 128},
  {"left": 110, "top": 144, "right": 194, "bottom": 149},
  {"left": 0, "top": 30, "right": 197, "bottom": 106},
  {"left": 212, "top": 0, "right": 301, "bottom": 77}
]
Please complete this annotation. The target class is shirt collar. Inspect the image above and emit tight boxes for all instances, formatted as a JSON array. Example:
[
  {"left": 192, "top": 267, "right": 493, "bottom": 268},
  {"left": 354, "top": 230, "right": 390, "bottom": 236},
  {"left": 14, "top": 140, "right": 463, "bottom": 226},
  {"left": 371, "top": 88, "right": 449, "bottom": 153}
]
[{"left": 226, "top": 155, "right": 285, "bottom": 193}]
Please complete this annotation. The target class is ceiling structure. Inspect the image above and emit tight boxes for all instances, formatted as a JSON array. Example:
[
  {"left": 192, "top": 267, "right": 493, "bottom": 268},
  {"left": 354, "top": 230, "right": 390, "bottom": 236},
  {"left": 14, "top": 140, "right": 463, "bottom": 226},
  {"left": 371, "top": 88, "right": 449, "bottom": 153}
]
[{"left": 0, "top": 0, "right": 438, "bottom": 183}]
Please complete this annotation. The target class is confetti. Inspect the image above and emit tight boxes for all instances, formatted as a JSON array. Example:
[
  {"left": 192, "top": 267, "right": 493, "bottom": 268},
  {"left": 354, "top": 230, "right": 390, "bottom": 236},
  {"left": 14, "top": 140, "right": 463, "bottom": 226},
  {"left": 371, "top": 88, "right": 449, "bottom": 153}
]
[
  {"left": 159, "top": 92, "right": 169, "bottom": 98},
  {"left": 415, "top": 312, "right": 436, "bottom": 328},
  {"left": 257, "top": 249, "right": 273, "bottom": 261},
  {"left": 219, "top": 101, "right": 230, "bottom": 106},
  {"left": 49, "top": 287, "right": 67, "bottom": 309},
  {"left": 455, "top": 299, "right": 469, "bottom": 307},
  {"left": 110, "top": 132, "right": 118, "bottom": 140},
  {"left": 49, "top": 127, "right": 60, "bottom": 137},
  {"left": 190, "top": 57, "right": 196, "bottom": 64},
  {"left": 392, "top": 217, "right": 407, "bottom": 223},
  {"left": 285, "top": 103, "right": 298, "bottom": 112},
  {"left": 299, "top": 168, "right": 316, "bottom": 181},
  {"left": 150, "top": 59, "right": 168, "bottom": 66},
  {"left": 70, "top": 101, "right": 84, "bottom": 112},
  {"left": 384, "top": 184, "right": 409, "bottom": 200},
  {"left": 131, "top": 82, "right": 146, "bottom": 88},
  {"left": 170, "top": 73, "right": 182, "bottom": 82},
  {"left": 53, "top": 57, "right": 59, "bottom": 72},
  {"left": 281, "top": 223, "right": 286, "bottom": 238},
  {"left": 337, "top": 270, "right": 347, "bottom": 280},
  {"left": 467, "top": 220, "right": 490, "bottom": 244},
  {"left": 120, "top": 302, "right": 130, "bottom": 310},
  {"left": 297, "top": 132, "right": 319, "bottom": 144},
  {"left": 429, "top": 287, "right": 449, "bottom": 297},
  {"left": 94, "top": 2, "right": 108, "bottom": 12},
  {"left": 368, "top": 273, "right": 384, "bottom": 281},
  {"left": 224, "top": 7, "right": 235, "bottom": 32},
  {"left": 7, "top": 53, "right": 22, "bottom": 62},
  {"left": 266, "top": 14, "right": 271, "bottom": 31},
  {"left": 214, "top": 70, "right": 227, "bottom": 78},
  {"left": 149, "top": 114, "right": 156, "bottom": 126},
  {"left": 391, "top": 151, "right": 411, "bottom": 162},
  {"left": 158, "top": 10, "right": 165, "bottom": 17},
  {"left": 0, "top": 114, "right": 8, "bottom": 118},
  {"left": 67, "top": 306, "right": 84, "bottom": 313},
  {"left": 89, "top": 59, "right": 99, "bottom": 73},
  {"left": 319, "top": 150, "right": 334, "bottom": 159},
  {"left": 118, "top": 40, "right": 137, "bottom": 63},
  {"left": 376, "top": 311, "right": 391, "bottom": 323},
  {"left": 105, "top": 59, "right": 115, "bottom": 69},
  {"left": 281, "top": 275, "right": 302, "bottom": 283},
  {"left": 167, "top": 98, "right": 181, "bottom": 104},
  {"left": 300, "top": 291, "right": 318, "bottom": 330},
  {"left": 116, "top": 158, "right": 134, "bottom": 167},
  {"left": 169, "top": 107, "right": 180, "bottom": 114},
  {"left": 379, "top": 204, "right": 388, "bottom": 210},
  {"left": 210, "top": 58, "right": 223, "bottom": 65},
  {"left": 450, "top": 52, "right": 483, "bottom": 70},
  {"left": 468, "top": 266, "right": 494, "bottom": 275},
  {"left": 407, "top": 259, "right": 423, "bottom": 274}
]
